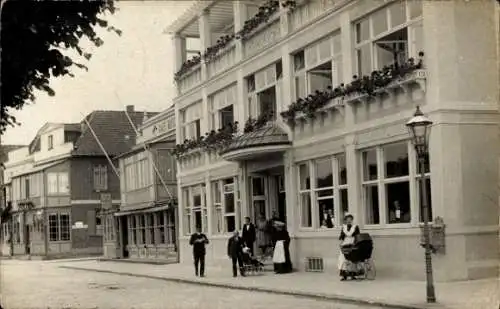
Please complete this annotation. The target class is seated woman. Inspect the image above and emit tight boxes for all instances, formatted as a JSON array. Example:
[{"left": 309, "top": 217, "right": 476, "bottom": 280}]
[{"left": 337, "top": 213, "right": 360, "bottom": 281}]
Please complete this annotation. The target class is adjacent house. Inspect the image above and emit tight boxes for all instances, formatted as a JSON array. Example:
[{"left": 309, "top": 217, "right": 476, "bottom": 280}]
[
  {"left": 167, "top": 0, "right": 499, "bottom": 281},
  {"left": 1, "top": 105, "right": 158, "bottom": 259},
  {"left": 102, "top": 106, "right": 178, "bottom": 262}
]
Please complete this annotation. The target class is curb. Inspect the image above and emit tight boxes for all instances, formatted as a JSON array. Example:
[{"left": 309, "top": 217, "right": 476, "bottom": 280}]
[{"left": 59, "top": 265, "right": 436, "bottom": 309}]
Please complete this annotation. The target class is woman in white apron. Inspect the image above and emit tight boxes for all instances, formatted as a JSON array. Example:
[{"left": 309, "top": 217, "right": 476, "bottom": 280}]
[{"left": 337, "top": 214, "right": 360, "bottom": 281}]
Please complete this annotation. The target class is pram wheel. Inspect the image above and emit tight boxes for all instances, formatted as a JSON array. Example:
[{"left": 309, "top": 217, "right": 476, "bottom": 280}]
[{"left": 362, "top": 259, "right": 376, "bottom": 280}]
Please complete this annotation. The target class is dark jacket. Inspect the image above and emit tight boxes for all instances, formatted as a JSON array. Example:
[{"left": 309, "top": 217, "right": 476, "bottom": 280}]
[
  {"left": 189, "top": 233, "right": 209, "bottom": 256},
  {"left": 241, "top": 223, "right": 256, "bottom": 245},
  {"left": 339, "top": 225, "right": 360, "bottom": 241},
  {"left": 227, "top": 236, "right": 245, "bottom": 258}
]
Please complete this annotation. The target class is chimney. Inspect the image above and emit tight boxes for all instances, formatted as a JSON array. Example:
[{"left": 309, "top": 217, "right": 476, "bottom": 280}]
[{"left": 126, "top": 105, "right": 134, "bottom": 113}]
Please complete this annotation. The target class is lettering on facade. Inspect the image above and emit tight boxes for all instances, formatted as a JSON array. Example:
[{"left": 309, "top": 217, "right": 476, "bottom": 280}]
[
  {"left": 149, "top": 117, "right": 175, "bottom": 138},
  {"left": 100, "top": 193, "right": 112, "bottom": 210}
]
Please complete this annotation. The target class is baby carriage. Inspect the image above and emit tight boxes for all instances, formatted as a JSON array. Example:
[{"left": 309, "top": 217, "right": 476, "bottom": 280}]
[
  {"left": 341, "top": 233, "right": 376, "bottom": 280},
  {"left": 241, "top": 247, "right": 265, "bottom": 275}
]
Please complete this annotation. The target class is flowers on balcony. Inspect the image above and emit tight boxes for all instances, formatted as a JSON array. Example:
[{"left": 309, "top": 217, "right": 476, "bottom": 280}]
[
  {"left": 174, "top": 52, "right": 201, "bottom": 81},
  {"left": 280, "top": 52, "right": 425, "bottom": 122},
  {"left": 281, "top": 0, "right": 297, "bottom": 10},
  {"left": 236, "top": 0, "right": 280, "bottom": 40},
  {"left": 172, "top": 122, "right": 239, "bottom": 158},
  {"left": 203, "top": 34, "right": 235, "bottom": 61},
  {"left": 243, "top": 111, "right": 275, "bottom": 133}
]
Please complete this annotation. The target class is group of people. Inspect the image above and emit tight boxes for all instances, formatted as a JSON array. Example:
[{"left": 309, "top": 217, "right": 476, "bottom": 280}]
[
  {"left": 189, "top": 212, "right": 293, "bottom": 278},
  {"left": 190, "top": 211, "right": 364, "bottom": 281}
]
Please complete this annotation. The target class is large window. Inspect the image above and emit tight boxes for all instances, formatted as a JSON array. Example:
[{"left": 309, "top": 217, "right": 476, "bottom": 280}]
[
  {"left": 210, "top": 177, "right": 241, "bottom": 234},
  {"left": 103, "top": 215, "right": 115, "bottom": 242},
  {"left": 124, "top": 152, "right": 150, "bottom": 191},
  {"left": 361, "top": 141, "right": 431, "bottom": 226},
  {"left": 293, "top": 33, "right": 342, "bottom": 100},
  {"left": 48, "top": 213, "right": 70, "bottom": 241},
  {"left": 247, "top": 61, "right": 282, "bottom": 121},
  {"left": 298, "top": 154, "right": 348, "bottom": 229},
  {"left": 47, "top": 173, "right": 69, "bottom": 195},
  {"left": 180, "top": 102, "right": 202, "bottom": 141},
  {"left": 208, "top": 85, "right": 236, "bottom": 131},
  {"left": 183, "top": 184, "right": 207, "bottom": 235},
  {"left": 354, "top": 0, "right": 423, "bottom": 76},
  {"left": 93, "top": 165, "right": 108, "bottom": 191}
]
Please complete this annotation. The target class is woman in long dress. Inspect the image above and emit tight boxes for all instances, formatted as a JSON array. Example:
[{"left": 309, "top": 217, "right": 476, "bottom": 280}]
[
  {"left": 338, "top": 213, "right": 360, "bottom": 281},
  {"left": 272, "top": 221, "right": 292, "bottom": 274},
  {"left": 255, "top": 214, "right": 270, "bottom": 256}
]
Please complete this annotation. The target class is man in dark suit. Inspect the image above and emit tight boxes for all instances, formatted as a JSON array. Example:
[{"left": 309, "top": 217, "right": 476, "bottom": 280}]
[
  {"left": 189, "top": 227, "right": 209, "bottom": 277},
  {"left": 227, "top": 230, "right": 245, "bottom": 277},
  {"left": 241, "top": 216, "right": 256, "bottom": 255}
]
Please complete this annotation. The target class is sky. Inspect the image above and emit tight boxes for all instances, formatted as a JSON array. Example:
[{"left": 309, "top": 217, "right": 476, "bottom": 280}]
[{"left": 2, "top": 0, "right": 193, "bottom": 145}]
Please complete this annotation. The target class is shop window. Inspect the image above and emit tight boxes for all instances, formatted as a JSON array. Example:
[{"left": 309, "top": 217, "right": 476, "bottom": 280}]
[
  {"left": 156, "top": 212, "right": 166, "bottom": 244},
  {"left": 354, "top": 0, "right": 423, "bottom": 75},
  {"left": 147, "top": 214, "right": 155, "bottom": 245},
  {"left": 129, "top": 216, "right": 137, "bottom": 245},
  {"left": 48, "top": 213, "right": 70, "bottom": 241}
]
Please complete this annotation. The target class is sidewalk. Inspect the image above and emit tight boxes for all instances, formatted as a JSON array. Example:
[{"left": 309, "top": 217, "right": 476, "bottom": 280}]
[{"left": 58, "top": 260, "right": 499, "bottom": 309}]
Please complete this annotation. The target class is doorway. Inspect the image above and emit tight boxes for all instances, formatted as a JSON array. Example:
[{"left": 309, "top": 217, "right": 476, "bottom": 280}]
[
  {"left": 251, "top": 176, "right": 268, "bottom": 221},
  {"left": 120, "top": 216, "right": 129, "bottom": 258},
  {"left": 250, "top": 174, "right": 286, "bottom": 222}
]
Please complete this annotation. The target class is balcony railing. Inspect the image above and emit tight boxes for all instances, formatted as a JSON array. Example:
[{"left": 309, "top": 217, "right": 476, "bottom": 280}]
[
  {"left": 178, "top": 64, "right": 202, "bottom": 93},
  {"left": 207, "top": 42, "right": 237, "bottom": 78},
  {"left": 289, "top": 0, "right": 337, "bottom": 32},
  {"left": 243, "top": 18, "right": 281, "bottom": 57}
]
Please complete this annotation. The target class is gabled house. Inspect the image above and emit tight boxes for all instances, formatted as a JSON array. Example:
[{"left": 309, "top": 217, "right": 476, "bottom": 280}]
[{"left": 1, "top": 105, "right": 159, "bottom": 259}]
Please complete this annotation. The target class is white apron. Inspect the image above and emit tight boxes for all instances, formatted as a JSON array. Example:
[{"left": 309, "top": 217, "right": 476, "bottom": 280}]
[
  {"left": 272, "top": 240, "right": 286, "bottom": 264},
  {"left": 337, "top": 224, "right": 358, "bottom": 271}
]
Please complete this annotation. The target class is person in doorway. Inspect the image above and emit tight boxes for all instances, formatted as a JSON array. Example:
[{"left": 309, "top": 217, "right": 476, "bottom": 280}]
[
  {"left": 189, "top": 227, "right": 209, "bottom": 277},
  {"left": 272, "top": 221, "right": 292, "bottom": 274},
  {"left": 256, "top": 214, "right": 270, "bottom": 256},
  {"left": 268, "top": 211, "right": 280, "bottom": 247},
  {"left": 227, "top": 230, "right": 246, "bottom": 277},
  {"left": 337, "top": 213, "right": 360, "bottom": 281},
  {"left": 389, "top": 200, "right": 410, "bottom": 223},
  {"left": 321, "top": 206, "right": 334, "bottom": 228},
  {"left": 241, "top": 217, "right": 256, "bottom": 255}
]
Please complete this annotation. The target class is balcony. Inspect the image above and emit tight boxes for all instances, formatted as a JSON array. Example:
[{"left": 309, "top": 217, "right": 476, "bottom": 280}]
[
  {"left": 207, "top": 41, "right": 237, "bottom": 78},
  {"left": 177, "top": 64, "right": 202, "bottom": 93},
  {"left": 289, "top": 0, "right": 338, "bottom": 32}
]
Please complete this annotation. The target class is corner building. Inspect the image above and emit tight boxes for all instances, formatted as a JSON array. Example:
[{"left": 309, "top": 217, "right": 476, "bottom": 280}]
[{"left": 167, "top": 0, "right": 499, "bottom": 281}]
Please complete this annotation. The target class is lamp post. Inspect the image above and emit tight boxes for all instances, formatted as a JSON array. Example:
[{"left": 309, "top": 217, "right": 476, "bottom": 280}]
[{"left": 406, "top": 106, "right": 436, "bottom": 303}]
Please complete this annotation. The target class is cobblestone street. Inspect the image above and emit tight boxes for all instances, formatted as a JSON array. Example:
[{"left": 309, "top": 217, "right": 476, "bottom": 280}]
[{"left": 0, "top": 259, "right": 385, "bottom": 309}]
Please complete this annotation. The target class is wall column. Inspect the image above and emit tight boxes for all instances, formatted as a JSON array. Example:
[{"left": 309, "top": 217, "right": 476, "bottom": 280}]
[
  {"left": 235, "top": 69, "right": 246, "bottom": 126},
  {"left": 199, "top": 9, "right": 211, "bottom": 81},
  {"left": 238, "top": 162, "right": 249, "bottom": 221},
  {"left": 233, "top": 1, "right": 246, "bottom": 62},
  {"left": 205, "top": 174, "right": 213, "bottom": 236},
  {"left": 344, "top": 136, "right": 360, "bottom": 226},
  {"left": 339, "top": 11, "right": 355, "bottom": 129},
  {"left": 283, "top": 151, "right": 297, "bottom": 233},
  {"left": 172, "top": 33, "right": 186, "bottom": 73}
]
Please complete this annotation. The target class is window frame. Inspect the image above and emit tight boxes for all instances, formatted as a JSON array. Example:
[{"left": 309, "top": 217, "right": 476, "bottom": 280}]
[
  {"left": 93, "top": 165, "right": 108, "bottom": 191},
  {"left": 354, "top": 0, "right": 423, "bottom": 76},
  {"left": 47, "top": 172, "right": 69, "bottom": 195},
  {"left": 293, "top": 32, "right": 342, "bottom": 101},
  {"left": 124, "top": 152, "right": 150, "bottom": 192},
  {"left": 360, "top": 140, "right": 431, "bottom": 228},
  {"left": 210, "top": 176, "right": 241, "bottom": 235},
  {"left": 247, "top": 62, "right": 282, "bottom": 120},
  {"left": 297, "top": 153, "right": 349, "bottom": 231},
  {"left": 48, "top": 134, "right": 54, "bottom": 150},
  {"left": 208, "top": 85, "right": 236, "bottom": 131},
  {"left": 182, "top": 184, "right": 208, "bottom": 235},
  {"left": 48, "top": 213, "right": 71, "bottom": 242},
  {"left": 180, "top": 101, "right": 203, "bottom": 141}
]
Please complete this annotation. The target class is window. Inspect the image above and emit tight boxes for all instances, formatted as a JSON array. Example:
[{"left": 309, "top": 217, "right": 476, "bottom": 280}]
[
  {"left": 361, "top": 141, "right": 430, "bottom": 226},
  {"left": 208, "top": 85, "right": 236, "bottom": 131},
  {"left": 104, "top": 215, "right": 115, "bottom": 242},
  {"left": 48, "top": 213, "right": 70, "bottom": 241},
  {"left": 247, "top": 62, "right": 282, "bottom": 121},
  {"left": 293, "top": 33, "right": 343, "bottom": 101},
  {"left": 47, "top": 173, "right": 69, "bottom": 195},
  {"left": 156, "top": 149, "right": 177, "bottom": 182},
  {"left": 210, "top": 177, "right": 240, "bottom": 234},
  {"left": 182, "top": 184, "right": 207, "bottom": 235},
  {"left": 354, "top": 0, "right": 423, "bottom": 76},
  {"left": 155, "top": 212, "right": 166, "bottom": 244},
  {"left": 48, "top": 135, "right": 53, "bottom": 150},
  {"left": 93, "top": 165, "right": 108, "bottom": 191},
  {"left": 298, "top": 154, "right": 349, "bottom": 229},
  {"left": 124, "top": 152, "right": 150, "bottom": 191},
  {"left": 146, "top": 213, "right": 155, "bottom": 245},
  {"left": 180, "top": 102, "right": 202, "bottom": 140},
  {"left": 128, "top": 216, "right": 137, "bottom": 245}
]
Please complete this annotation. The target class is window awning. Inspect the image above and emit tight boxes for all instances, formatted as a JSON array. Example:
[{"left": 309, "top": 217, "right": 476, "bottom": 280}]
[{"left": 220, "top": 123, "right": 291, "bottom": 161}]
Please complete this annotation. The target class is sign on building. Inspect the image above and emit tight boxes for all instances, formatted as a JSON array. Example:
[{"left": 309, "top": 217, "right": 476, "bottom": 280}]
[
  {"left": 100, "top": 193, "right": 112, "bottom": 210},
  {"left": 72, "top": 221, "right": 88, "bottom": 229}
]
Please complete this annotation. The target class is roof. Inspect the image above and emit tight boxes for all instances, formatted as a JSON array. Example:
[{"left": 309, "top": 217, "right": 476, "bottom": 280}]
[
  {"left": 0, "top": 144, "right": 25, "bottom": 164},
  {"left": 64, "top": 123, "right": 81, "bottom": 132},
  {"left": 72, "top": 110, "right": 160, "bottom": 157},
  {"left": 220, "top": 123, "right": 291, "bottom": 155}
]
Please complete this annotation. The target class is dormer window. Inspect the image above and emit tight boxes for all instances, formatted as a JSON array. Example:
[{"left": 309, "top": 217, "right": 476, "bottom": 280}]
[{"left": 48, "top": 135, "right": 53, "bottom": 150}]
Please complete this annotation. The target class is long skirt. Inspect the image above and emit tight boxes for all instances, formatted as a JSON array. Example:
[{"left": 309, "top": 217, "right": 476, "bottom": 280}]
[
  {"left": 337, "top": 249, "right": 356, "bottom": 277},
  {"left": 273, "top": 241, "right": 292, "bottom": 274}
]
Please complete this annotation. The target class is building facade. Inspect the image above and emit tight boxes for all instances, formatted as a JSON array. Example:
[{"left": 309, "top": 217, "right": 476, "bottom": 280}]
[
  {"left": 168, "top": 0, "right": 499, "bottom": 281},
  {"left": 103, "top": 107, "right": 178, "bottom": 262},
  {"left": 1, "top": 106, "right": 152, "bottom": 258}
]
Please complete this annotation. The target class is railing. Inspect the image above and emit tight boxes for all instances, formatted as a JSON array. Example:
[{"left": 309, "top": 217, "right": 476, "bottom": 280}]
[
  {"left": 207, "top": 43, "right": 237, "bottom": 78},
  {"left": 289, "top": 0, "right": 337, "bottom": 32},
  {"left": 178, "top": 65, "right": 202, "bottom": 93},
  {"left": 243, "top": 19, "right": 281, "bottom": 58}
]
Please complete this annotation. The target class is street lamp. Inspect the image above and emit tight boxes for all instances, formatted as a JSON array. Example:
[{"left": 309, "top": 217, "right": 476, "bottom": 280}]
[{"left": 406, "top": 106, "right": 436, "bottom": 303}]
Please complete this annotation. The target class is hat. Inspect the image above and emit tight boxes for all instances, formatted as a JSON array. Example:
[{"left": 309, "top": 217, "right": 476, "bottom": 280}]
[{"left": 344, "top": 213, "right": 354, "bottom": 220}]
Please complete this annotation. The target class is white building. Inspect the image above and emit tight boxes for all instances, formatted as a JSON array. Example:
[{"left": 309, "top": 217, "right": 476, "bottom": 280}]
[{"left": 167, "top": 0, "right": 499, "bottom": 281}]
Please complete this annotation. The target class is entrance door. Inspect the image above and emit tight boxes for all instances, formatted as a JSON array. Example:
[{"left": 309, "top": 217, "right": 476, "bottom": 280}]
[
  {"left": 276, "top": 175, "right": 286, "bottom": 222},
  {"left": 251, "top": 176, "right": 268, "bottom": 221},
  {"left": 120, "top": 216, "right": 129, "bottom": 258}
]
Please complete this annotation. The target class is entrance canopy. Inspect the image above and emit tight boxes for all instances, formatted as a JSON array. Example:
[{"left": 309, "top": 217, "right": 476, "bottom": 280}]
[{"left": 220, "top": 123, "right": 291, "bottom": 161}]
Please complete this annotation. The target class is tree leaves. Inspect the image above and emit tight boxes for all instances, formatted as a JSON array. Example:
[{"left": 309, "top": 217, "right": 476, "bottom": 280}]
[{"left": 0, "top": 0, "right": 118, "bottom": 134}]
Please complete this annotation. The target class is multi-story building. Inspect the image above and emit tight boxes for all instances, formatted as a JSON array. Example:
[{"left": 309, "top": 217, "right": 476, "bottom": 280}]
[
  {"left": 1, "top": 105, "right": 154, "bottom": 258},
  {"left": 167, "top": 0, "right": 500, "bottom": 281},
  {"left": 103, "top": 106, "right": 178, "bottom": 262}
]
